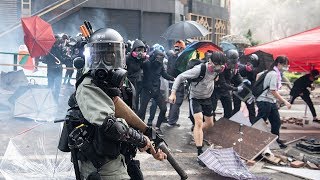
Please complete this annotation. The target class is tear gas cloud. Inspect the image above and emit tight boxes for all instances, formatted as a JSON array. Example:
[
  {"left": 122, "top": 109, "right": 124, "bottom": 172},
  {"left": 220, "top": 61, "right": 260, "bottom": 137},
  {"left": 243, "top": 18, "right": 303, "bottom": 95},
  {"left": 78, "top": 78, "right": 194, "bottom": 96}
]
[{"left": 230, "top": 0, "right": 320, "bottom": 43}]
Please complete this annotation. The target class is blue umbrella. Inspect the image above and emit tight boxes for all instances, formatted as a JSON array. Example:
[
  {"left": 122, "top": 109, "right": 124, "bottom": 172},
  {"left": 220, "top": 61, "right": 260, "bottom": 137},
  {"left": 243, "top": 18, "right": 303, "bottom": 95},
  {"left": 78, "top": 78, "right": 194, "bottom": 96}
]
[{"left": 219, "top": 41, "right": 237, "bottom": 53}]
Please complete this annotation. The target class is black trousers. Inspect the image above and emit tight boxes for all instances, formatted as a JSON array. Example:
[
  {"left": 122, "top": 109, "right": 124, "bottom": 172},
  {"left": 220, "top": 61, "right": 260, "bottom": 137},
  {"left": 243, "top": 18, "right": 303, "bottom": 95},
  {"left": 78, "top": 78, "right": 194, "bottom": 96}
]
[
  {"left": 232, "top": 93, "right": 256, "bottom": 122},
  {"left": 290, "top": 93, "right": 317, "bottom": 118},
  {"left": 251, "top": 101, "right": 281, "bottom": 138},
  {"left": 137, "top": 89, "right": 167, "bottom": 128},
  {"left": 211, "top": 91, "right": 233, "bottom": 119}
]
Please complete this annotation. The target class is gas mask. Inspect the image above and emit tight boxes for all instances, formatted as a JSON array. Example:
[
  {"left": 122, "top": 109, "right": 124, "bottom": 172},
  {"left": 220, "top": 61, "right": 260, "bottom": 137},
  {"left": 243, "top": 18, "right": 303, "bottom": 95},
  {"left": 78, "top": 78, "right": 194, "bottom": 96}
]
[
  {"left": 91, "top": 68, "right": 127, "bottom": 88},
  {"left": 131, "top": 51, "right": 147, "bottom": 60}
]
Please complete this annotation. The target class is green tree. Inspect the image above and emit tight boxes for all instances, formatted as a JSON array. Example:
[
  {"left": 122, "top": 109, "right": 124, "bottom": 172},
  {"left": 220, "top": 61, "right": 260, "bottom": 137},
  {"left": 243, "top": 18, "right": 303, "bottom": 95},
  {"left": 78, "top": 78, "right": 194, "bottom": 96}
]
[{"left": 244, "top": 29, "right": 259, "bottom": 46}]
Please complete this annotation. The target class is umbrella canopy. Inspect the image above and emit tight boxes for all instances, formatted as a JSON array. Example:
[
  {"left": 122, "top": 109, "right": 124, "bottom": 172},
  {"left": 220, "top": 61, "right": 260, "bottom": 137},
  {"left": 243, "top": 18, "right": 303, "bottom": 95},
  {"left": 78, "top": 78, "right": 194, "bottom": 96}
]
[
  {"left": 0, "top": 70, "right": 29, "bottom": 92},
  {"left": 161, "top": 20, "right": 210, "bottom": 40},
  {"left": 9, "top": 85, "right": 58, "bottom": 121},
  {"left": 21, "top": 16, "right": 56, "bottom": 58},
  {"left": 0, "top": 123, "right": 74, "bottom": 179},
  {"left": 240, "top": 50, "right": 274, "bottom": 73},
  {"left": 245, "top": 26, "right": 320, "bottom": 72},
  {"left": 198, "top": 147, "right": 258, "bottom": 179},
  {"left": 221, "top": 35, "right": 251, "bottom": 46},
  {"left": 219, "top": 41, "right": 237, "bottom": 53},
  {"left": 175, "top": 41, "right": 222, "bottom": 73}
]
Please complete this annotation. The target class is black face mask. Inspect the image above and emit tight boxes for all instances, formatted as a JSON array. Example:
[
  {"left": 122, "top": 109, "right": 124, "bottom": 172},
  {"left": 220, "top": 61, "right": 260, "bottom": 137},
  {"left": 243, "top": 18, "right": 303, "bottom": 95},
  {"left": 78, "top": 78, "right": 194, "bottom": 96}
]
[{"left": 155, "top": 57, "right": 164, "bottom": 64}]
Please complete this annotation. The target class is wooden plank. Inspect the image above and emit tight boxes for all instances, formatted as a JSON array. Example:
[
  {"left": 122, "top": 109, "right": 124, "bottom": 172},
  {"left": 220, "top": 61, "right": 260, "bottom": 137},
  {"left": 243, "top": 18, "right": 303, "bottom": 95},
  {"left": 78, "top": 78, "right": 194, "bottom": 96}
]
[
  {"left": 204, "top": 118, "right": 278, "bottom": 160},
  {"left": 265, "top": 166, "right": 320, "bottom": 180}
]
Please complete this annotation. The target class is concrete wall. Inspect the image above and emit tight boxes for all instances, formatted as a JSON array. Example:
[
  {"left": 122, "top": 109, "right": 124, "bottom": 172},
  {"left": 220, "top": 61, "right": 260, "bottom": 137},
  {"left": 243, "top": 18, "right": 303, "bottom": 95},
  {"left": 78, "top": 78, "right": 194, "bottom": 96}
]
[
  {"left": 191, "top": 0, "right": 229, "bottom": 20},
  {"left": 85, "top": 0, "right": 176, "bottom": 13}
]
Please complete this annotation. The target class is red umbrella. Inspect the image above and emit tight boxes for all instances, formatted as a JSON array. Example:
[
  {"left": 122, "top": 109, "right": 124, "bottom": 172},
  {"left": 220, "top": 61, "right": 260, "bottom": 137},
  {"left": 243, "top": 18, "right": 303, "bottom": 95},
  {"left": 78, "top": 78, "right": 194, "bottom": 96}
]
[
  {"left": 21, "top": 16, "right": 56, "bottom": 58},
  {"left": 244, "top": 26, "right": 320, "bottom": 72}
]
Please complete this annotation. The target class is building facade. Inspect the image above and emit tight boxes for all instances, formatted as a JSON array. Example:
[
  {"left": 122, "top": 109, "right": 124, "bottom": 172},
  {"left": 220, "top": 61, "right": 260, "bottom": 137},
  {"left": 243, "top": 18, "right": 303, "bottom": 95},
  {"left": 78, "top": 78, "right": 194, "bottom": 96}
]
[{"left": 0, "top": 0, "right": 230, "bottom": 50}]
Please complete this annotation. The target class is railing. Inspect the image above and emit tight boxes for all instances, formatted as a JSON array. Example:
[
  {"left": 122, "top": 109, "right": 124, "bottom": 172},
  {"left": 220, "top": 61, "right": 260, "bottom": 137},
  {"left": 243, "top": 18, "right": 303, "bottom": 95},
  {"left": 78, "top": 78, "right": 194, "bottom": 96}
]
[
  {"left": 0, "top": 52, "right": 76, "bottom": 82},
  {"left": 0, "top": 0, "right": 88, "bottom": 38}
]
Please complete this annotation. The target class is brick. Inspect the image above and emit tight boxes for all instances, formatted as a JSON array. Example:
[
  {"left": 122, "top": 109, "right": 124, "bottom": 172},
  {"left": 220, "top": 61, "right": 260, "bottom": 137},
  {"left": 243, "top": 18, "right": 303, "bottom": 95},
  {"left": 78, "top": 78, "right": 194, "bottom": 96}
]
[
  {"left": 275, "top": 154, "right": 288, "bottom": 163},
  {"left": 246, "top": 160, "right": 255, "bottom": 166},
  {"left": 306, "top": 161, "right": 318, "bottom": 169},
  {"left": 290, "top": 160, "right": 304, "bottom": 168}
]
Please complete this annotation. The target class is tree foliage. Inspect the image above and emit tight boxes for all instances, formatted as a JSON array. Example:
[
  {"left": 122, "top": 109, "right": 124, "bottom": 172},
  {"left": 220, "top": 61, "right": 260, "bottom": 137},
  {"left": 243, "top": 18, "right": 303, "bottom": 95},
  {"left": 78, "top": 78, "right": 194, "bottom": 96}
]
[{"left": 231, "top": 0, "right": 320, "bottom": 44}]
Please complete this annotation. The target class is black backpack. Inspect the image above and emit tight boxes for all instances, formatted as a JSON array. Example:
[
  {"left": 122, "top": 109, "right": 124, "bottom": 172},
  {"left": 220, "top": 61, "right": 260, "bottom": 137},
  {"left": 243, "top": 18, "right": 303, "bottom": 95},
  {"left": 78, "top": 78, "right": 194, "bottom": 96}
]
[
  {"left": 252, "top": 70, "right": 273, "bottom": 98},
  {"left": 186, "top": 59, "right": 207, "bottom": 85}
]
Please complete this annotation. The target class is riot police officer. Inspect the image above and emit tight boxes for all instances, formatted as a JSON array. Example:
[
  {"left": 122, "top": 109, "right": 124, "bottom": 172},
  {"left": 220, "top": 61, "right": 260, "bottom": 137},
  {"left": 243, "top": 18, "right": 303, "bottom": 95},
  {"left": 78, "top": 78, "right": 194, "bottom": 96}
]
[{"left": 74, "top": 28, "right": 166, "bottom": 179}]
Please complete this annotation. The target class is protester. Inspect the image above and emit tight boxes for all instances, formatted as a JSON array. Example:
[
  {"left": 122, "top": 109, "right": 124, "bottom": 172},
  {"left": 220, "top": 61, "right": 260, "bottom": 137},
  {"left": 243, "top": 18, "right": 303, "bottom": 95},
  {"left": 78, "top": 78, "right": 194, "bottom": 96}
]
[
  {"left": 147, "top": 44, "right": 170, "bottom": 126},
  {"left": 126, "top": 39, "right": 148, "bottom": 112},
  {"left": 233, "top": 53, "right": 259, "bottom": 122},
  {"left": 250, "top": 56, "right": 292, "bottom": 148},
  {"left": 169, "top": 51, "right": 226, "bottom": 166},
  {"left": 289, "top": 69, "right": 319, "bottom": 122},
  {"left": 137, "top": 49, "right": 174, "bottom": 136},
  {"left": 42, "top": 35, "right": 64, "bottom": 102},
  {"left": 167, "top": 40, "right": 186, "bottom": 127},
  {"left": 211, "top": 49, "right": 243, "bottom": 120}
]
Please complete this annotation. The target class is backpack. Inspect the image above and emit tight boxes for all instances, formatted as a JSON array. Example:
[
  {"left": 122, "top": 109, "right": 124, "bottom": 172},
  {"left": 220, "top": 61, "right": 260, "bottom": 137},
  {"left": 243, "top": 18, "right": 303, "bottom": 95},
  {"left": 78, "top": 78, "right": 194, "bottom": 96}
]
[
  {"left": 252, "top": 70, "right": 273, "bottom": 98},
  {"left": 186, "top": 59, "right": 206, "bottom": 85}
]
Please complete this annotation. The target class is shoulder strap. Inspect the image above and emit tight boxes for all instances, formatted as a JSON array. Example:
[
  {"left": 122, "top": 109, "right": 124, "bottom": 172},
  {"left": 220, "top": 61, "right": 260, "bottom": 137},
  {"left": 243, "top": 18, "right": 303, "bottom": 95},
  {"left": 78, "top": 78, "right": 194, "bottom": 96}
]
[
  {"left": 75, "top": 70, "right": 92, "bottom": 90},
  {"left": 199, "top": 63, "right": 206, "bottom": 80},
  {"left": 262, "top": 69, "right": 275, "bottom": 91},
  {"left": 194, "top": 63, "right": 206, "bottom": 86}
]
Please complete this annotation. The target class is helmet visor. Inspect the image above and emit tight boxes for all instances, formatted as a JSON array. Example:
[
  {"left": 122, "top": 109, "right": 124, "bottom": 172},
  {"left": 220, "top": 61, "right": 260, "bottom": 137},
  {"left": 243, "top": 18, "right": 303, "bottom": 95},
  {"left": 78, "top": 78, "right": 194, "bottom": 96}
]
[{"left": 85, "top": 42, "right": 125, "bottom": 70}]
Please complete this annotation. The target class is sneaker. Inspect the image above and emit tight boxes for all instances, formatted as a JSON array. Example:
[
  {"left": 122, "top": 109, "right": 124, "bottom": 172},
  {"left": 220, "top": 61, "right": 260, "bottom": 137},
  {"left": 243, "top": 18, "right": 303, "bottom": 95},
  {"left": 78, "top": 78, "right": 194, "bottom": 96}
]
[
  {"left": 167, "top": 123, "right": 181, "bottom": 127},
  {"left": 277, "top": 139, "right": 287, "bottom": 149},
  {"left": 313, "top": 118, "right": 320, "bottom": 123},
  {"left": 197, "top": 158, "right": 206, "bottom": 167},
  {"left": 155, "top": 128, "right": 164, "bottom": 137}
]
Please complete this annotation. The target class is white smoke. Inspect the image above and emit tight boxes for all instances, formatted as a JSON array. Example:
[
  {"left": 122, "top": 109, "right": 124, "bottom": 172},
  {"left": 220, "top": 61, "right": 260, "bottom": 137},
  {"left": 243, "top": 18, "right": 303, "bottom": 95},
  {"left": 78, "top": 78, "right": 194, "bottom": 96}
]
[{"left": 230, "top": 0, "right": 320, "bottom": 43}]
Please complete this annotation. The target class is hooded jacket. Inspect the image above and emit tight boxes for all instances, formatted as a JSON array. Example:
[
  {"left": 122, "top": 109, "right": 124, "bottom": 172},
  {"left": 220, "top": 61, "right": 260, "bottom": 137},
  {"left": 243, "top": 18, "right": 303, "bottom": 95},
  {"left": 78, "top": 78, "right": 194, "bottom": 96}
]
[
  {"left": 126, "top": 40, "right": 146, "bottom": 83},
  {"left": 142, "top": 50, "right": 174, "bottom": 94}
]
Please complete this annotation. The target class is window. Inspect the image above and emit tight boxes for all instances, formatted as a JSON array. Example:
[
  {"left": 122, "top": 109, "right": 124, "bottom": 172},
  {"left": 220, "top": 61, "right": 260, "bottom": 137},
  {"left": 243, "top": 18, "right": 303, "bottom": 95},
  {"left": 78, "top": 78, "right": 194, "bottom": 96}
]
[{"left": 220, "top": 0, "right": 225, "bottom": 7}]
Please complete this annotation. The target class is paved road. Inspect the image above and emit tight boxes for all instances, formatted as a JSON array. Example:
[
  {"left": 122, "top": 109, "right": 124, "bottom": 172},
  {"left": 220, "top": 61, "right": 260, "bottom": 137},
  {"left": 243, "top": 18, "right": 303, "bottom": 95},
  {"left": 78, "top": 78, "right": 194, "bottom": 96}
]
[{"left": 0, "top": 85, "right": 319, "bottom": 179}]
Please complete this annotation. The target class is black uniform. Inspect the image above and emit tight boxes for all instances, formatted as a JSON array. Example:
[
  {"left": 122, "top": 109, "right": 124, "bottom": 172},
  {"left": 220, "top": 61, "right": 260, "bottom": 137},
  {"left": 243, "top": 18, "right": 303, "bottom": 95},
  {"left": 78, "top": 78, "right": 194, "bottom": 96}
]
[
  {"left": 126, "top": 40, "right": 147, "bottom": 112},
  {"left": 138, "top": 51, "right": 174, "bottom": 129}
]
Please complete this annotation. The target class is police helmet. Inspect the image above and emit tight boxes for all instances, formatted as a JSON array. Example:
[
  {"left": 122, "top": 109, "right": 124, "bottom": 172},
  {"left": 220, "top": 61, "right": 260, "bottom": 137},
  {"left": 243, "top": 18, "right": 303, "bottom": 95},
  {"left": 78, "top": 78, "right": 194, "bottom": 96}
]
[
  {"left": 84, "top": 28, "right": 126, "bottom": 70},
  {"left": 226, "top": 49, "right": 239, "bottom": 67}
]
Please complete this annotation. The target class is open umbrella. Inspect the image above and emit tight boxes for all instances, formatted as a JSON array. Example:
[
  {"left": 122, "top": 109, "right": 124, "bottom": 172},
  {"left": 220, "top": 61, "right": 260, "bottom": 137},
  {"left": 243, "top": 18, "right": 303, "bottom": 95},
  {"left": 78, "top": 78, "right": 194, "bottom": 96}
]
[
  {"left": 161, "top": 20, "right": 210, "bottom": 40},
  {"left": 219, "top": 41, "right": 237, "bottom": 53},
  {"left": 9, "top": 85, "right": 58, "bottom": 121},
  {"left": 0, "top": 123, "right": 74, "bottom": 179},
  {"left": 0, "top": 70, "right": 29, "bottom": 92},
  {"left": 198, "top": 147, "right": 258, "bottom": 179},
  {"left": 175, "top": 41, "right": 222, "bottom": 73},
  {"left": 221, "top": 35, "right": 251, "bottom": 46},
  {"left": 21, "top": 16, "right": 56, "bottom": 58},
  {"left": 245, "top": 50, "right": 274, "bottom": 73}
]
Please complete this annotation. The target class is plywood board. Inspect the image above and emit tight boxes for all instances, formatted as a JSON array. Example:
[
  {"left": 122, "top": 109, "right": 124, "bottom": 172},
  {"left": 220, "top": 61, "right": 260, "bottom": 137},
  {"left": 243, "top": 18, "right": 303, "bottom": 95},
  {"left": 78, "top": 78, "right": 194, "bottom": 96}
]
[{"left": 205, "top": 118, "right": 278, "bottom": 160}]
